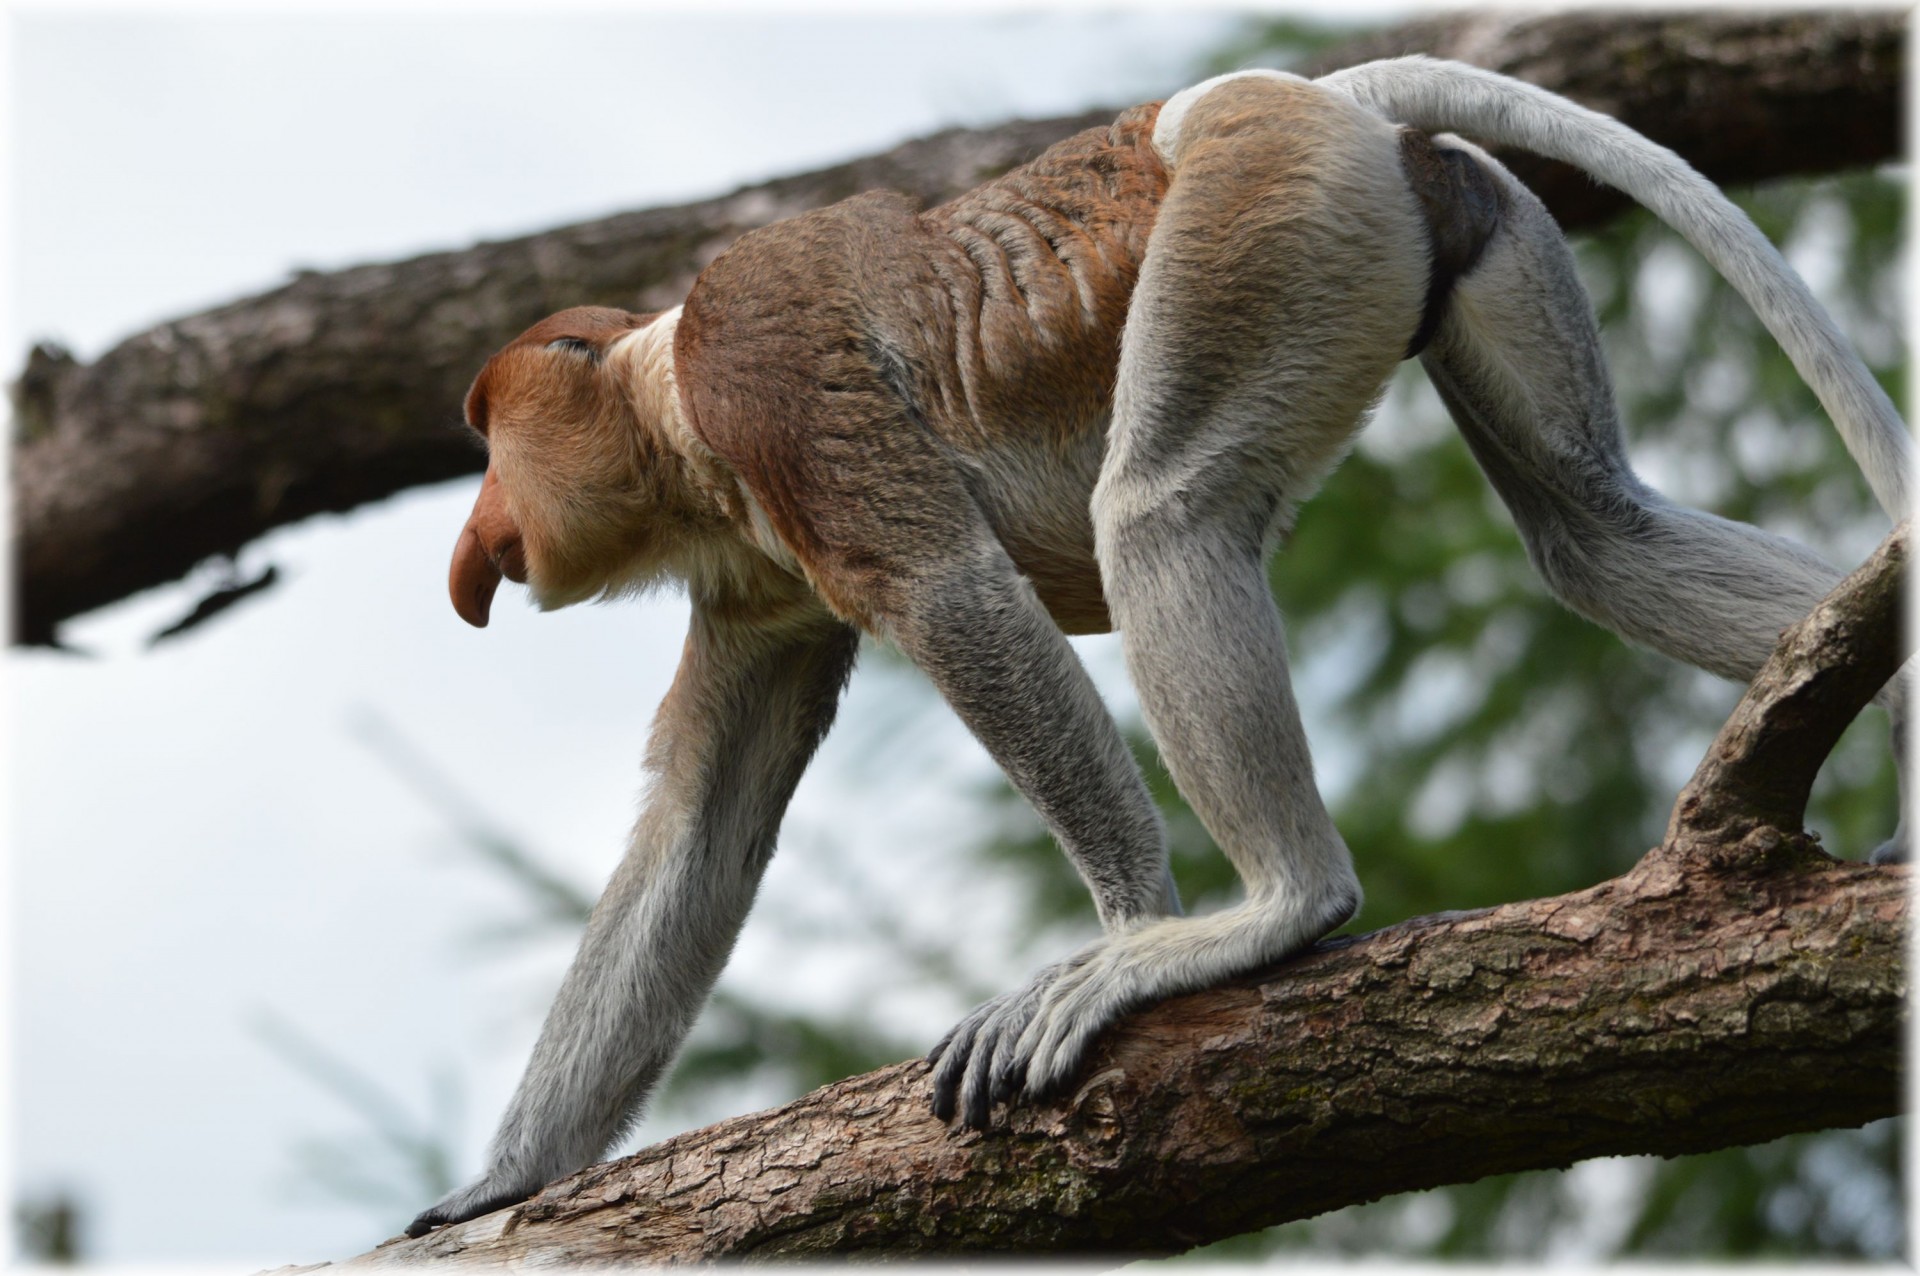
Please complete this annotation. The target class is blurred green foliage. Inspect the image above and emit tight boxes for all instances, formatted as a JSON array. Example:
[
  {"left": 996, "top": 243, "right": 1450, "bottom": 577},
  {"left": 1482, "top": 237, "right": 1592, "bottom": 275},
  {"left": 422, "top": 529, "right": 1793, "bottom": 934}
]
[{"left": 15, "top": 1194, "right": 84, "bottom": 1265}]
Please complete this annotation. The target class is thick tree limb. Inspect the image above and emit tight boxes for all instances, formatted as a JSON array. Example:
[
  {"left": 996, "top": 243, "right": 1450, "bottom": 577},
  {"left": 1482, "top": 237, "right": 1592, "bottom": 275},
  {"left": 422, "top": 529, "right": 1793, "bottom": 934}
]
[
  {"left": 12, "top": 8, "right": 1904, "bottom": 644},
  {"left": 307, "top": 528, "right": 1907, "bottom": 1264},
  {"left": 336, "top": 860, "right": 1900, "bottom": 1264}
]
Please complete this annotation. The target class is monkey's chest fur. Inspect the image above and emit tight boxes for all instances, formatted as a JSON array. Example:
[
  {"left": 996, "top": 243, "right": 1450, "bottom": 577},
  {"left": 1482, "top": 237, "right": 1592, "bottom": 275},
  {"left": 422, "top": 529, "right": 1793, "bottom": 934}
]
[{"left": 675, "top": 105, "right": 1168, "bottom": 634}]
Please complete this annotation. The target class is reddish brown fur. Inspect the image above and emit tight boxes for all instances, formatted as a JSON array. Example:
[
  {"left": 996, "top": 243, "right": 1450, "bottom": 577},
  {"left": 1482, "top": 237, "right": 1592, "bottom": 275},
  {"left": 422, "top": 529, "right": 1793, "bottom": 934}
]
[
  {"left": 465, "top": 308, "right": 650, "bottom": 437},
  {"left": 454, "top": 105, "right": 1170, "bottom": 635},
  {"left": 672, "top": 103, "right": 1165, "bottom": 629}
]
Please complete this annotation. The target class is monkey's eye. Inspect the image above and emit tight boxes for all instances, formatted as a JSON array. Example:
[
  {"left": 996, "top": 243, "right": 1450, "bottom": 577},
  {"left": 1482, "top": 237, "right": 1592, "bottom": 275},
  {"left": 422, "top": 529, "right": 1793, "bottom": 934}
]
[{"left": 546, "top": 337, "right": 600, "bottom": 363}]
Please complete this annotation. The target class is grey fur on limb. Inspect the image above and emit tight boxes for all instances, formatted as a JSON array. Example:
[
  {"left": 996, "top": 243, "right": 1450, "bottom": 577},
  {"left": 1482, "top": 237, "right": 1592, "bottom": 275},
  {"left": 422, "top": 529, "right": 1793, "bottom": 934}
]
[
  {"left": 344, "top": 862, "right": 1903, "bottom": 1260},
  {"left": 323, "top": 535, "right": 1910, "bottom": 1262}
]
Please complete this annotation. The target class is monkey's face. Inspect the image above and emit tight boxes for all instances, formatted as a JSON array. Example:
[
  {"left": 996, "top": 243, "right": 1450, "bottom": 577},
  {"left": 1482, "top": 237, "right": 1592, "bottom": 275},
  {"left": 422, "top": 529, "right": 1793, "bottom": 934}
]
[{"left": 450, "top": 305, "right": 671, "bottom": 627}]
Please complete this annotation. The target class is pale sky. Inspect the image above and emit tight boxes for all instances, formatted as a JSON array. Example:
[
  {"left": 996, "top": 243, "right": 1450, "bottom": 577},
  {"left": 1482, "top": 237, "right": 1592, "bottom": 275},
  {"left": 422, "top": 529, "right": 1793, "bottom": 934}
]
[{"left": 6, "top": 8, "right": 1259, "bottom": 1265}]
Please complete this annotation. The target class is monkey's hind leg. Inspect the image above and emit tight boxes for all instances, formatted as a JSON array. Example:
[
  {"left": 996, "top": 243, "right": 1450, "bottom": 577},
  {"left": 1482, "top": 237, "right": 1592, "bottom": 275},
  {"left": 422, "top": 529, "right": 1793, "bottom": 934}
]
[
  {"left": 1007, "top": 75, "right": 1428, "bottom": 1099},
  {"left": 1415, "top": 138, "right": 1910, "bottom": 863}
]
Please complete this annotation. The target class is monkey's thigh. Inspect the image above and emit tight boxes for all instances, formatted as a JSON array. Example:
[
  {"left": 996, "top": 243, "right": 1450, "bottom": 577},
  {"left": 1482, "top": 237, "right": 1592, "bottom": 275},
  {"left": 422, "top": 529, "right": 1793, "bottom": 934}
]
[
  {"left": 1111, "top": 78, "right": 1427, "bottom": 518},
  {"left": 1094, "top": 80, "right": 1425, "bottom": 894}
]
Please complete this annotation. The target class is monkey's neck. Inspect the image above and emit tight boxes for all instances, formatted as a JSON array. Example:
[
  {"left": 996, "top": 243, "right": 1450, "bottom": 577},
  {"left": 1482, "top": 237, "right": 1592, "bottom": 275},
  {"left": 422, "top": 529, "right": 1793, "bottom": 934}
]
[
  {"left": 609, "top": 308, "right": 735, "bottom": 517},
  {"left": 611, "top": 307, "right": 686, "bottom": 446},
  {"left": 608, "top": 308, "right": 801, "bottom": 590}
]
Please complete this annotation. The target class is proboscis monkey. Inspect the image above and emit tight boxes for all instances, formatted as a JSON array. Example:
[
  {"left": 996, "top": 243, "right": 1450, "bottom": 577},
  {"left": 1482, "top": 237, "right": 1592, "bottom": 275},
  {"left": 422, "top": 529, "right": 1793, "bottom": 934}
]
[{"left": 410, "top": 59, "right": 1911, "bottom": 1236}]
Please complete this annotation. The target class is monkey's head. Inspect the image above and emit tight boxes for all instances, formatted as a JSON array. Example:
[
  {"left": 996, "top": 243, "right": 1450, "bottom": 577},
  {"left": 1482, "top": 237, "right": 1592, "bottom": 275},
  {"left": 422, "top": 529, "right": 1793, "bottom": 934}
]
[{"left": 450, "top": 304, "right": 702, "bottom": 627}]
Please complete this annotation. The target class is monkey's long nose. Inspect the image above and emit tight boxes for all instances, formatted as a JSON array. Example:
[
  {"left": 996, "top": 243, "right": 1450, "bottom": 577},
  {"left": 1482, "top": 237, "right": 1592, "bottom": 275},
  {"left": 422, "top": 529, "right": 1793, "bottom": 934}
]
[{"left": 450, "top": 526, "right": 504, "bottom": 628}]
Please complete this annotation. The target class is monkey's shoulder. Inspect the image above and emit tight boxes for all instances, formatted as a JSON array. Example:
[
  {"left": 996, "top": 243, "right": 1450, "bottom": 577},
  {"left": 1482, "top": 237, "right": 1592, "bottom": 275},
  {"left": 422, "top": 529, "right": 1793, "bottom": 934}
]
[
  {"left": 676, "top": 190, "right": 947, "bottom": 452},
  {"left": 678, "top": 99, "right": 1168, "bottom": 371},
  {"left": 675, "top": 100, "right": 1168, "bottom": 419},
  {"left": 694, "top": 189, "right": 926, "bottom": 299},
  {"left": 669, "top": 104, "right": 1171, "bottom": 624},
  {"left": 674, "top": 195, "right": 966, "bottom": 618}
]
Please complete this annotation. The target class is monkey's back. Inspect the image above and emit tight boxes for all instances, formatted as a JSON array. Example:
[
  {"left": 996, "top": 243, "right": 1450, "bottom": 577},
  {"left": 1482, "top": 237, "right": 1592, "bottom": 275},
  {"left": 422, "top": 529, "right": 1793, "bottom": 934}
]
[
  {"left": 676, "top": 104, "right": 1168, "bottom": 631},
  {"left": 912, "top": 102, "right": 1167, "bottom": 446}
]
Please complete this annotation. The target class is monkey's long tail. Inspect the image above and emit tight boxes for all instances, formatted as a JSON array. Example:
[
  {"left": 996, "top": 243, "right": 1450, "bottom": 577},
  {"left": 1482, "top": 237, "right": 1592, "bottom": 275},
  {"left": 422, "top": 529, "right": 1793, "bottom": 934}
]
[{"left": 1318, "top": 55, "right": 1912, "bottom": 522}]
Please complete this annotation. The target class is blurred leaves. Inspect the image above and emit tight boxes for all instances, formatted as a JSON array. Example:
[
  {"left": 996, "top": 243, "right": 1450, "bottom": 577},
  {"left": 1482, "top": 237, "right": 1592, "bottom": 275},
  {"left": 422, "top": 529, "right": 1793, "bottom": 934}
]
[
  {"left": 14, "top": 1194, "right": 85, "bottom": 1265},
  {"left": 251, "top": 1010, "right": 462, "bottom": 1211},
  {"left": 1201, "top": 15, "right": 1358, "bottom": 76}
]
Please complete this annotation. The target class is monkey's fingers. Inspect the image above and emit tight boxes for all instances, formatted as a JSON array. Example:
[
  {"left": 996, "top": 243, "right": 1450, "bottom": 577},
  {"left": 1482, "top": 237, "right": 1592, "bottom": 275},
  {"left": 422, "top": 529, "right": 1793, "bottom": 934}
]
[
  {"left": 989, "top": 1052, "right": 1028, "bottom": 1104},
  {"left": 962, "top": 1021, "right": 1030, "bottom": 1127},
  {"left": 933, "top": 944, "right": 1118, "bottom": 1126},
  {"left": 934, "top": 978, "right": 1052, "bottom": 1127},
  {"left": 974, "top": 975, "right": 1056, "bottom": 1106},
  {"left": 956, "top": 992, "right": 1039, "bottom": 1129},
  {"left": 958, "top": 1042, "right": 998, "bottom": 1131},
  {"left": 1015, "top": 957, "right": 1137, "bottom": 1100}
]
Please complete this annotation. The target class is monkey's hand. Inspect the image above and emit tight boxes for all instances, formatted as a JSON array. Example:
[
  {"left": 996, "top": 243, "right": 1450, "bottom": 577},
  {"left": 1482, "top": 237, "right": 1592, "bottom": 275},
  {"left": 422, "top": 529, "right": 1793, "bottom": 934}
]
[{"left": 404, "top": 1171, "right": 545, "bottom": 1238}]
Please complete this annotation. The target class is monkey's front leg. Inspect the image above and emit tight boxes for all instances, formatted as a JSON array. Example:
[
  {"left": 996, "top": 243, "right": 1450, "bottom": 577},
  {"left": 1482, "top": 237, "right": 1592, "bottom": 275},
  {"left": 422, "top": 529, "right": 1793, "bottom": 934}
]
[
  {"left": 406, "top": 597, "right": 857, "bottom": 1236},
  {"left": 888, "top": 536, "right": 1180, "bottom": 1129}
]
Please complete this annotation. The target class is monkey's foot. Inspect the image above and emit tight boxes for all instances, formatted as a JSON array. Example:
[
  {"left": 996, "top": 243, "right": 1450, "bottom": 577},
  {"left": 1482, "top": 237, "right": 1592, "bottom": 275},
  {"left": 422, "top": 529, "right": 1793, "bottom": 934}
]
[
  {"left": 405, "top": 1173, "right": 543, "bottom": 1238},
  {"left": 928, "top": 946, "right": 1104, "bottom": 1130},
  {"left": 929, "top": 893, "right": 1359, "bottom": 1131},
  {"left": 927, "top": 933, "right": 1185, "bottom": 1131}
]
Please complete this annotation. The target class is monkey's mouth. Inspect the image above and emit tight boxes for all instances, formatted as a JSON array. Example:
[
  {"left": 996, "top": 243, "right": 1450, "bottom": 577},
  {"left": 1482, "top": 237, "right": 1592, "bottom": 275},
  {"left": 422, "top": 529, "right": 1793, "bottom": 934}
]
[{"left": 494, "top": 540, "right": 528, "bottom": 584}]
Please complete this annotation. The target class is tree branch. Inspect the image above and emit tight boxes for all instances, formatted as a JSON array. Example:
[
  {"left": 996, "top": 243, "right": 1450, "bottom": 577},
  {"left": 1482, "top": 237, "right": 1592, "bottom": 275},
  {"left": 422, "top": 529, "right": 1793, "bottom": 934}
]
[
  {"left": 1663, "top": 522, "right": 1909, "bottom": 857},
  {"left": 305, "top": 500, "right": 1910, "bottom": 1267},
  {"left": 12, "top": 8, "right": 1904, "bottom": 644},
  {"left": 335, "top": 857, "right": 1900, "bottom": 1265}
]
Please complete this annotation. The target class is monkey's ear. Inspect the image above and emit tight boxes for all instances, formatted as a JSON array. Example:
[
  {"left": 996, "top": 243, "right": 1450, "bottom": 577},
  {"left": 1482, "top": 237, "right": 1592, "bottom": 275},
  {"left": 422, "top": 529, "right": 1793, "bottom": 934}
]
[{"left": 464, "top": 368, "right": 494, "bottom": 438}]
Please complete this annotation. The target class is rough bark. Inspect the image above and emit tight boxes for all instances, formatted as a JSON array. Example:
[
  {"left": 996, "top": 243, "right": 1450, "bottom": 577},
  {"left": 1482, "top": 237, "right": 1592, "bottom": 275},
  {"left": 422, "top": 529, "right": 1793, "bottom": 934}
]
[
  {"left": 271, "top": 522, "right": 1909, "bottom": 1266},
  {"left": 13, "top": 8, "right": 1905, "bottom": 644},
  {"left": 330, "top": 859, "right": 1901, "bottom": 1265}
]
